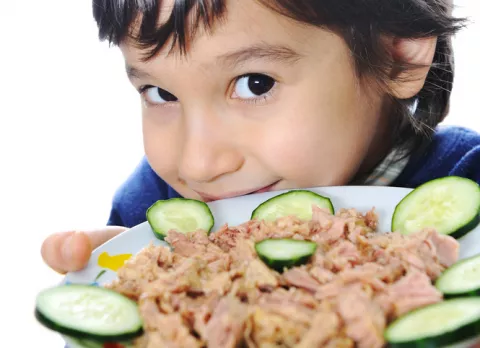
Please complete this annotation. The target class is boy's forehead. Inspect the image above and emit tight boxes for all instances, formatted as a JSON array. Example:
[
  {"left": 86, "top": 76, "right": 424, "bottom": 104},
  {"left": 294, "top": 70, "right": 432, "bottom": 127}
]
[{"left": 120, "top": 0, "right": 318, "bottom": 68}]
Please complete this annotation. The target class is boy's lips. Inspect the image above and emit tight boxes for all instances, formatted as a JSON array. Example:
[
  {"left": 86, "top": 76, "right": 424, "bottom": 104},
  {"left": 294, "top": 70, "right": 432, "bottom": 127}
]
[{"left": 196, "top": 181, "right": 280, "bottom": 202}]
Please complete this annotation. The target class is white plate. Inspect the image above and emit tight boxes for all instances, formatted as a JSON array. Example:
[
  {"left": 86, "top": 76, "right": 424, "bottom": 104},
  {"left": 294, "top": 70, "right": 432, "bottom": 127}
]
[
  {"left": 64, "top": 185, "right": 480, "bottom": 286},
  {"left": 58, "top": 186, "right": 480, "bottom": 347}
]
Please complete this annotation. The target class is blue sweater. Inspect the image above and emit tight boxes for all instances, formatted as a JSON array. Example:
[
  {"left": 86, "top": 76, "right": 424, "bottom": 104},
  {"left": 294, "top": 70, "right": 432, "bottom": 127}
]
[{"left": 107, "top": 126, "right": 480, "bottom": 228}]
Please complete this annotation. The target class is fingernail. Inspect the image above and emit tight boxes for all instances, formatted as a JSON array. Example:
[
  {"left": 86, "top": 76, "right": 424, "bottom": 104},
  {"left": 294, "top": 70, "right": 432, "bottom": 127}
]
[{"left": 61, "top": 234, "right": 74, "bottom": 262}]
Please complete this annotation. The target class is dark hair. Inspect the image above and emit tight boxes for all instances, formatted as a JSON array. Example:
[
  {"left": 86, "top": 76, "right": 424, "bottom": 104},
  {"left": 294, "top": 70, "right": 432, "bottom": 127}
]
[{"left": 92, "top": 0, "right": 465, "bottom": 157}]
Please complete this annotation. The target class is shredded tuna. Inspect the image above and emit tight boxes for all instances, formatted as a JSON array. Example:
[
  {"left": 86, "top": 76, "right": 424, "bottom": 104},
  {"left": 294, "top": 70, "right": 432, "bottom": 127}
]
[
  {"left": 206, "top": 297, "right": 248, "bottom": 348},
  {"left": 107, "top": 206, "right": 459, "bottom": 348},
  {"left": 283, "top": 267, "right": 321, "bottom": 293},
  {"left": 336, "top": 283, "right": 386, "bottom": 348},
  {"left": 375, "top": 270, "right": 443, "bottom": 317},
  {"left": 297, "top": 303, "right": 340, "bottom": 347}
]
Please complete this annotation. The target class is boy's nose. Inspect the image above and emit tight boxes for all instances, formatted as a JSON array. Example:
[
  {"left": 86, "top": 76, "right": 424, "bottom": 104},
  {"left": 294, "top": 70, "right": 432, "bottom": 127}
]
[{"left": 178, "top": 125, "right": 244, "bottom": 184}]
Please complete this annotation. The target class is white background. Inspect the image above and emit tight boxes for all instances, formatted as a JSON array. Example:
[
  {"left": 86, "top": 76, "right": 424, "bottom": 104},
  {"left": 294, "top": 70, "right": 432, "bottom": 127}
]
[{"left": 0, "top": 1, "right": 479, "bottom": 346}]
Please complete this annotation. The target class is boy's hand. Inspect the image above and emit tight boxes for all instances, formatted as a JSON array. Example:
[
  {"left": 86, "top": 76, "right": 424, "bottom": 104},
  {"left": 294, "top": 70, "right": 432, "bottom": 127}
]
[{"left": 41, "top": 226, "right": 127, "bottom": 274}]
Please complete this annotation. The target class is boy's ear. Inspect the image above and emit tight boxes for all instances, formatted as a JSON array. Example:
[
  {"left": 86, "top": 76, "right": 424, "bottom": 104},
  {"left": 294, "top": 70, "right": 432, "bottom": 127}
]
[{"left": 387, "top": 37, "right": 438, "bottom": 100}]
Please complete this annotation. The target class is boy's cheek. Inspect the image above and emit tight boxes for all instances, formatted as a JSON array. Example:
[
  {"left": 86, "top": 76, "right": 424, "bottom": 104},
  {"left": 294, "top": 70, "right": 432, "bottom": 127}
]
[
  {"left": 143, "top": 127, "right": 182, "bottom": 181},
  {"left": 143, "top": 135, "right": 204, "bottom": 200},
  {"left": 256, "top": 132, "right": 363, "bottom": 187}
]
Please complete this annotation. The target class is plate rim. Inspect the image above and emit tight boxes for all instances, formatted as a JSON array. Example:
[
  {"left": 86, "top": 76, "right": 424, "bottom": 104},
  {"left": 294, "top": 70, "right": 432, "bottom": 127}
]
[{"left": 90, "top": 185, "right": 414, "bottom": 254}]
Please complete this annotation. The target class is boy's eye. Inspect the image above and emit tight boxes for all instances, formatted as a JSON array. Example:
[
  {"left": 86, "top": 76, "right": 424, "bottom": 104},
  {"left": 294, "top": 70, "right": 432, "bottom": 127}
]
[
  {"left": 232, "top": 74, "right": 276, "bottom": 100},
  {"left": 142, "top": 86, "right": 178, "bottom": 105}
]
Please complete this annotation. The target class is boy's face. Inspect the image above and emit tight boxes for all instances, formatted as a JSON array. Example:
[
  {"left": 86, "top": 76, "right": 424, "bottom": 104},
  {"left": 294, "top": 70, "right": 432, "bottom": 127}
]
[{"left": 121, "top": 0, "right": 388, "bottom": 202}]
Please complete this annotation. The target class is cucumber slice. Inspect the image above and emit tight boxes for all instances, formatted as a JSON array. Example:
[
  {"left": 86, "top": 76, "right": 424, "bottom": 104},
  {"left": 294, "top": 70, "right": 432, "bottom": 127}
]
[
  {"left": 251, "top": 190, "right": 334, "bottom": 222},
  {"left": 35, "top": 285, "right": 143, "bottom": 342},
  {"left": 255, "top": 238, "right": 317, "bottom": 272},
  {"left": 146, "top": 198, "right": 214, "bottom": 239},
  {"left": 392, "top": 176, "right": 480, "bottom": 238},
  {"left": 385, "top": 297, "right": 480, "bottom": 348},
  {"left": 436, "top": 254, "right": 480, "bottom": 298}
]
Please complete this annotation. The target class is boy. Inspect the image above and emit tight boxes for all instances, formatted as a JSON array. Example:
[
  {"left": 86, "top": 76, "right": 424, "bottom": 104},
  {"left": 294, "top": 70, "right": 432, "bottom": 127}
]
[{"left": 42, "top": 0, "right": 480, "bottom": 274}]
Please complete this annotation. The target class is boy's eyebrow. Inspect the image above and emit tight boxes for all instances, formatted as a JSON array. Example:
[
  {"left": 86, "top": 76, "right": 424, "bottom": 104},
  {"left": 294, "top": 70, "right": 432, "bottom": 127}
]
[
  {"left": 216, "top": 43, "right": 303, "bottom": 67},
  {"left": 125, "top": 43, "right": 302, "bottom": 80},
  {"left": 126, "top": 65, "right": 153, "bottom": 80}
]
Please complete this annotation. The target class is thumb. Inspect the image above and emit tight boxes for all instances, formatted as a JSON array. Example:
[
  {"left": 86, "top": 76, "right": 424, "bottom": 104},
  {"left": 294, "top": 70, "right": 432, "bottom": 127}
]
[{"left": 41, "top": 226, "right": 128, "bottom": 274}]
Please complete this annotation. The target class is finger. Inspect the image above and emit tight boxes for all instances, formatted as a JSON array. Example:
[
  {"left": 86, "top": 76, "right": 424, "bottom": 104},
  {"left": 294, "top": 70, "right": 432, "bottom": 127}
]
[
  {"left": 41, "top": 232, "right": 70, "bottom": 274},
  {"left": 41, "top": 231, "right": 92, "bottom": 274},
  {"left": 41, "top": 226, "right": 128, "bottom": 273}
]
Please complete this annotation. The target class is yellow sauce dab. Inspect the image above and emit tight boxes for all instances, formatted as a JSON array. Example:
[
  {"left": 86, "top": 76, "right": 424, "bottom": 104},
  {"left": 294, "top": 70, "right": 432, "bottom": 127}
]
[{"left": 97, "top": 252, "right": 132, "bottom": 271}]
